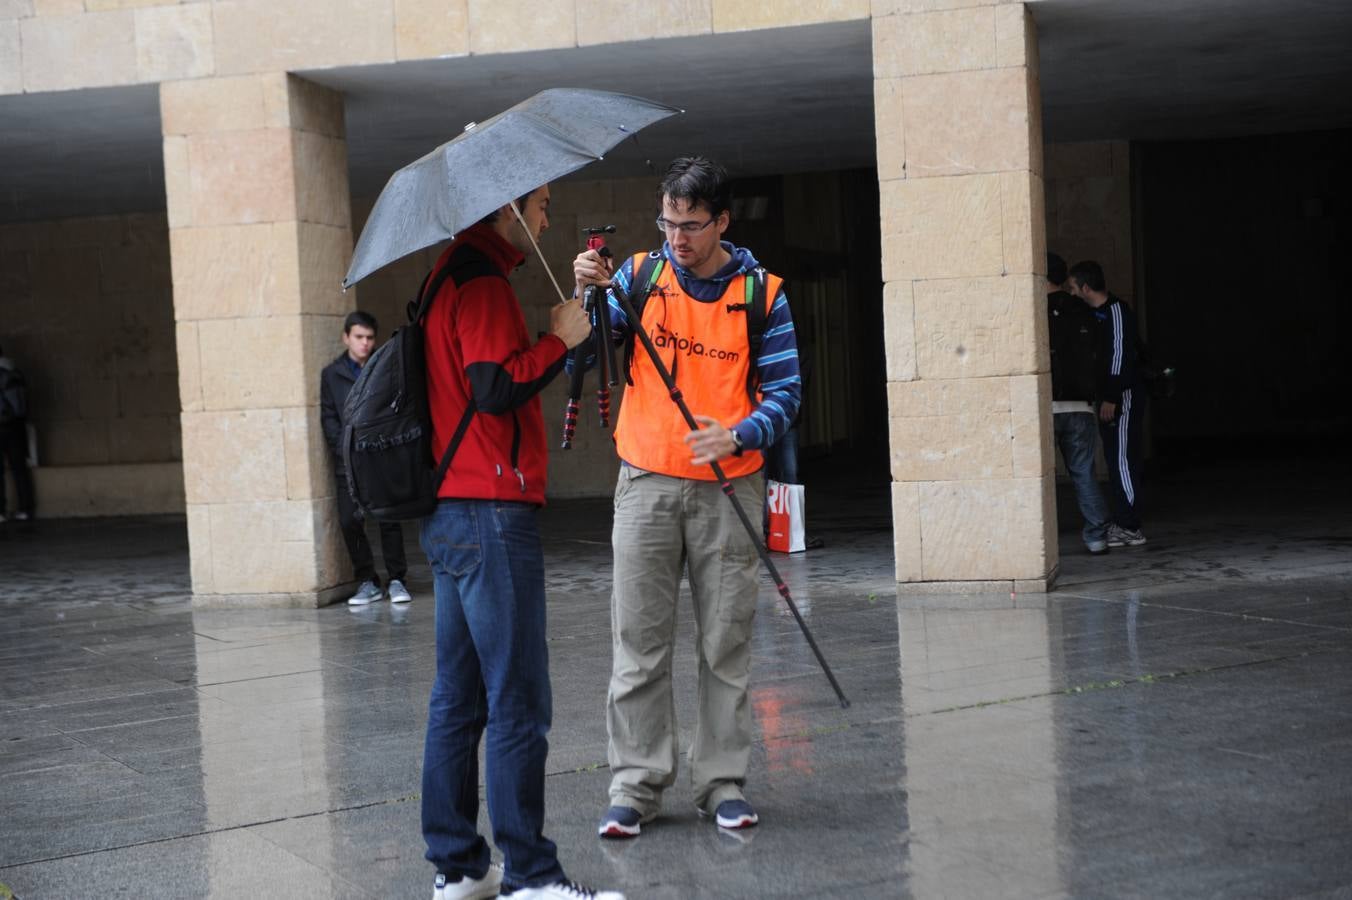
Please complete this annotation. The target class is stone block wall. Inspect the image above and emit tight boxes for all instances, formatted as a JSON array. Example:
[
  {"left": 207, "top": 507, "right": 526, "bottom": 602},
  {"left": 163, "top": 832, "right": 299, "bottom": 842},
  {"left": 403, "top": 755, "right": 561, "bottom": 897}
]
[
  {"left": 874, "top": 1, "right": 1057, "bottom": 592},
  {"left": 0, "top": 211, "right": 184, "bottom": 516},
  {"left": 1, "top": 0, "right": 871, "bottom": 96},
  {"left": 1044, "top": 140, "right": 1133, "bottom": 305}
]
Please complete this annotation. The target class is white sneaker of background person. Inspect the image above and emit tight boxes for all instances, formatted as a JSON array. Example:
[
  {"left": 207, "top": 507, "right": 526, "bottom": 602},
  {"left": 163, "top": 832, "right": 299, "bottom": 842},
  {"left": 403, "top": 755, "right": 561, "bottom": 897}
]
[
  {"left": 388, "top": 578, "right": 412, "bottom": 604},
  {"left": 347, "top": 579, "right": 383, "bottom": 606}
]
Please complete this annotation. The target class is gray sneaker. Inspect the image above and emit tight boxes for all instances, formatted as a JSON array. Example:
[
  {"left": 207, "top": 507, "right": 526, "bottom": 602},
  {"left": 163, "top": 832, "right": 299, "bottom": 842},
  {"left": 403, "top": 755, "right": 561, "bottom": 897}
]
[
  {"left": 347, "top": 580, "right": 383, "bottom": 605},
  {"left": 388, "top": 579, "right": 412, "bottom": 604},
  {"left": 1107, "top": 524, "right": 1147, "bottom": 547}
]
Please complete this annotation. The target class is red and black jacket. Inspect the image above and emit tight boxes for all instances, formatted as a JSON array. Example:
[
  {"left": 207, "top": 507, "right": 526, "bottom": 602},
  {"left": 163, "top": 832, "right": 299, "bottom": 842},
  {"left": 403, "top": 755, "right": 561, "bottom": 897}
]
[{"left": 423, "top": 224, "right": 568, "bottom": 505}]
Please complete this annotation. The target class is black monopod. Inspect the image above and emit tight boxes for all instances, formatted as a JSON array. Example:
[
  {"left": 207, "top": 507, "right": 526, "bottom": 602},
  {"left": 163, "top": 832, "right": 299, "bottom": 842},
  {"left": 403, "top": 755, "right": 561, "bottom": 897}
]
[{"left": 608, "top": 264, "right": 851, "bottom": 709}]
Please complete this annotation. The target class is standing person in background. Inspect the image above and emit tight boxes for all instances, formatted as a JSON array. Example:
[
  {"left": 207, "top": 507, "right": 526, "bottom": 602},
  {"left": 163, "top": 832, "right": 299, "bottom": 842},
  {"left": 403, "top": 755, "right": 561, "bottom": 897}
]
[
  {"left": 0, "top": 344, "right": 35, "bottom": 523},
  {"left": 1068, "top": 260, "right": 1148, "bottom": 548},
  {"left": 1047, "top": 254, "right": 1112, "bottom": 555},
  {"left": 320, "top": 312, "right": 413, "bottom": 605}
]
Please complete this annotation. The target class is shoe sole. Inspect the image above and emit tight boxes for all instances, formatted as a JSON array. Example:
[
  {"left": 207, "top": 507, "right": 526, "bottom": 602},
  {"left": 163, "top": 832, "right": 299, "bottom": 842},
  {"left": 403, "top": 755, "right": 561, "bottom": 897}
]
[
  {"left": 715, "top": 813, "right": 759, "bottom": 829},
  {"left": 1107, "top": 539, "right": 1147, "bottom": 548},
  {"left": 598, "top": 820, "right": 641, "bottom": 839},
  {"left": 347, "top": 597, "right": 381, "bottom": 606},
  {"left": 390, "top": 596, "right": 412, "bottom": 604}
]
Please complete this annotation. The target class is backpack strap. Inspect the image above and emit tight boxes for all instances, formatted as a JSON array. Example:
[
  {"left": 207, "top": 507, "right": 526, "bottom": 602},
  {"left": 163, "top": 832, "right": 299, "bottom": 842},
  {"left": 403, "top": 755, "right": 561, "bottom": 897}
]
[
  {"left": 407, "top": 244, "right": 505, "bottom": 324},
  {"left": 623, "top": 251, "right": 666, "bottom": 385},
  {"left": 743, "top": 267, "right": 769, "bottom": 400},
  {"left": 420, "top": 244, "right": 506, "bottom": 494}
]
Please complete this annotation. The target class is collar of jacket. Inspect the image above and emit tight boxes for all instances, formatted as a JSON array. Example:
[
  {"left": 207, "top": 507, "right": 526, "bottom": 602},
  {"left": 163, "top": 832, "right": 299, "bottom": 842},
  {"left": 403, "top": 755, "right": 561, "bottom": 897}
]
[
  {"left": 453, "top": 222, "right": 526, "bottom": 276},
  {"left": 329, "top": 351, "right": 359, "bottom": 382}
]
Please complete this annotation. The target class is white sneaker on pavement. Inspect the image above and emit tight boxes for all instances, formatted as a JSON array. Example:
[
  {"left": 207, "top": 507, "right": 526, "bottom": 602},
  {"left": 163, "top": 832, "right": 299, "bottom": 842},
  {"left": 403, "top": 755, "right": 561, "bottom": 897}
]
[
  {"left": 388, "top": 578, "right": 412, "bottom": 603},
  {"left": 433, "top": 863, "right": 503, "bottom": 900}
]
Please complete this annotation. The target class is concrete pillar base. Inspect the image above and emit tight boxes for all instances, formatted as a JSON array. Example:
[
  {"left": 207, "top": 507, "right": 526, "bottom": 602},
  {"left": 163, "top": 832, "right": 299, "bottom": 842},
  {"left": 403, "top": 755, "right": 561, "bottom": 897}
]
[
  {"left": 191, "top": 582, "right": 355, "bottom": 610},
  {"left": 894, "top": 566, "right": 1059, "bottom": 604}
]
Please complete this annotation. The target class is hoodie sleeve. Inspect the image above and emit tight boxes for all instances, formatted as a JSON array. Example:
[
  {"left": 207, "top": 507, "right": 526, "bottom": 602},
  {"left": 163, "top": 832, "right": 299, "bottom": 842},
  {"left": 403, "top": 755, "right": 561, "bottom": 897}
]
[
  {"left": 319, "top": 366, "right": 342, "bottom": 455},
  {"left": 732, "top": 286, "right": 802, "bottom": 451},
  {"left": 1098, "top": 300, "right": 1140, "bottom": 407},
  {"left": 564, "top": 254, "right": 637, "bottom": 377},
  {"left": 457, "top": 277, "right": 569, "bottom": 414}
]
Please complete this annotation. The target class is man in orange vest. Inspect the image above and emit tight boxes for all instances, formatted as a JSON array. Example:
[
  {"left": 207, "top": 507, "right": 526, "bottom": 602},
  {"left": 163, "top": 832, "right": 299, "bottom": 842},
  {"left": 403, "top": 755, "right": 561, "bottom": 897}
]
[{"left": 573, "top": 157, "right": 802, "bottom": 838}]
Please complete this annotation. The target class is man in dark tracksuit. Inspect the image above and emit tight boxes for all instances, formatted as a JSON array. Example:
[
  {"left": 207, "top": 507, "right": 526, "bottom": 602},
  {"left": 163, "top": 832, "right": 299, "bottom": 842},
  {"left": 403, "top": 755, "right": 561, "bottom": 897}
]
[
  {"left": 320, "top": 311, "right": 410, "bottom": 605},
  {"left": 1068, "top": 260, "right": 1147, "bottom": 547}
]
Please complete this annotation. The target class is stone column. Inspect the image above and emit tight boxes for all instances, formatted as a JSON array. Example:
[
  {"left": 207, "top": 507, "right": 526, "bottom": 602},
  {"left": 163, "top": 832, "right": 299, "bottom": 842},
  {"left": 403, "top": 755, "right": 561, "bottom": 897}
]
[
  {"left": 873, "top": 1, "right": 1056, "bottom": 594},
  {"left": 162, "top": 73, "right": 355, "bottom": 607}
]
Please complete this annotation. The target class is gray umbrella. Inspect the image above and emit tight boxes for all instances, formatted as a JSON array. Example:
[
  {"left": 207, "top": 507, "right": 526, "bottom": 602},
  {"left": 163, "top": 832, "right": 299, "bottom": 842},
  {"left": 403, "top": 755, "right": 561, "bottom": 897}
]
[{"left": 342, "top": 88, "right": 682, "bottom": 290}]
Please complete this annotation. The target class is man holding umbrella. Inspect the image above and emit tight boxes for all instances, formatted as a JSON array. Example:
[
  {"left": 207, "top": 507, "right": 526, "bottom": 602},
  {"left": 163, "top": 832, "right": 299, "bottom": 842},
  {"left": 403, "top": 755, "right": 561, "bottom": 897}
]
[
  {"left": 573, "top": 157, "right": 803, "bottom": 838},
  {"left": 344, "top": 88, "right": 681, "bottom": 899},
  {"left": 419, "top": 186, "right": 621, "bottom": 900}
]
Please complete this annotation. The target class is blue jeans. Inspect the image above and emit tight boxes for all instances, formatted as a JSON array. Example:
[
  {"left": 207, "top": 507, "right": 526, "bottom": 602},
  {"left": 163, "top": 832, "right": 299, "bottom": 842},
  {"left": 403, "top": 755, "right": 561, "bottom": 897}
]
[
  {"left": 420, "top": 500, "right": 564, "bottom": 890},
  {"left": 1053, "top": 412, "right": 1110, "bottom": 547}
]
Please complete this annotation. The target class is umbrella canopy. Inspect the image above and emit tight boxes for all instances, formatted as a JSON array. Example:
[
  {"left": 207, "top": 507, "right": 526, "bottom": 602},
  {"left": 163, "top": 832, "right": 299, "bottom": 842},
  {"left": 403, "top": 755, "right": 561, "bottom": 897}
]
[{"left": 343, "top": 88, "right": 681, "bottom": 289}]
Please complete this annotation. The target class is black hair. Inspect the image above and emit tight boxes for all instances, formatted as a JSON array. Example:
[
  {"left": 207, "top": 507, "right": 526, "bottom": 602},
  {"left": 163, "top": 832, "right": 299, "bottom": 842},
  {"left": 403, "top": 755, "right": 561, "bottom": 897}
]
[
  {"left": 1068, "top": 260, "right": 1106, "bottom": 293},
  {"left": 1047, "top": 252, "right": 1067, "bottom": 286},
  {"left": 658, "top": 156, "right": 731, "bottom": 218},
  {"left": 479, "top": 188, "right": 544, "bottom": 225},
  {"left": 344, "top": 311, "right": 378, "bottom": 335}
]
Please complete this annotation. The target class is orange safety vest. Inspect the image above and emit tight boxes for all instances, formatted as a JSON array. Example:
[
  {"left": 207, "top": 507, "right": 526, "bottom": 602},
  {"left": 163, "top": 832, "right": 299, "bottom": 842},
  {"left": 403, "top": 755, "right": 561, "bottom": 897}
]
[{"left": 614, "top": 253, "right": 782, "bottom": 481}]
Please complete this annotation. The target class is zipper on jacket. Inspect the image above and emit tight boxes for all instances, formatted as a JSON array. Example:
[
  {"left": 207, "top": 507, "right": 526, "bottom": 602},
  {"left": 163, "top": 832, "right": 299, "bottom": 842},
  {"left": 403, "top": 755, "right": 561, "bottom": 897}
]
[{"left": 511, "top": 413, "right": 525, "bottom": 494}]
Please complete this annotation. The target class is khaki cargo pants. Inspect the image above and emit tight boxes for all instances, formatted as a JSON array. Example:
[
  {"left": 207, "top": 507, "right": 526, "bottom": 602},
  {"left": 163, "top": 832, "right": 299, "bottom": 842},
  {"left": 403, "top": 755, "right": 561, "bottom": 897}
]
[{"left": 606, "top": 464, "right": 763, "bottom": 816}]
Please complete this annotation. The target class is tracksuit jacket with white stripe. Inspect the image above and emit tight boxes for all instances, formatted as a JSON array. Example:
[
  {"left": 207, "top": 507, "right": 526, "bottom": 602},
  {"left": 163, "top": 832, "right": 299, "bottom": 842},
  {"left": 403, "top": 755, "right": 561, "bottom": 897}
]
[{"left": 1091, "top": 294, "right": 1143, "bottom": 410}]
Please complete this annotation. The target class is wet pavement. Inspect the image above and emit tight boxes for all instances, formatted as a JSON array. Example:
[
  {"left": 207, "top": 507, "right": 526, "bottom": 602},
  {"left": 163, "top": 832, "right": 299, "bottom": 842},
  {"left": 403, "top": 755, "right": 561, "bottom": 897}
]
[{"left": 1, "top": 459, "right": 1350, "bottom": 899}]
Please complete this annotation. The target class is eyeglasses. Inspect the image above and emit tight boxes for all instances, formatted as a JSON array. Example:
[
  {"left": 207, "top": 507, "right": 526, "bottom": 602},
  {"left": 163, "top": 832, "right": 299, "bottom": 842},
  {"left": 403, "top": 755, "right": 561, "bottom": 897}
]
[{"left": 655, "top": 216, "right": 716, "bottom": 235}]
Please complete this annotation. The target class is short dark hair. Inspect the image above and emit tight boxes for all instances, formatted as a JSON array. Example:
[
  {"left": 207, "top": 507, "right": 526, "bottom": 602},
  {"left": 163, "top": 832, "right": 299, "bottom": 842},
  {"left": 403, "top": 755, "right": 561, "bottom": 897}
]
[
  {"left": 344, "top": 311, "right": 377, "bottom": 335},
  {"left": 1068, "top": 260, "right": 1106, "bottom": 293},
  {"left": 659, "top": 156, "right": 731, "bottom": 218},
  {"left": 479, "top": 187, "right": 543, "bottom": 225},
  {"left": 1047, "top": 253, "right": 1067, "bottom": 286}
]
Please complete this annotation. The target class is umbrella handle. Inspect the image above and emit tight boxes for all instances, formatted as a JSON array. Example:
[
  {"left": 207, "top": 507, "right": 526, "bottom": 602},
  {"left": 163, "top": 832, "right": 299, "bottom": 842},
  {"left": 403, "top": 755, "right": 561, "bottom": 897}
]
[{"left": 510, "top": 200, "right": 572, "bottom": 306}]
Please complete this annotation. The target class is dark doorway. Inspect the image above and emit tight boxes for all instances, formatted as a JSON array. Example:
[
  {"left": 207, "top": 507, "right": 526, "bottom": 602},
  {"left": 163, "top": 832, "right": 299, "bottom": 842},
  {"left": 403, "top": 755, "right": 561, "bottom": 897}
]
[{"left": 1136, "top": 129, "right": 1352, "bottom": 464}]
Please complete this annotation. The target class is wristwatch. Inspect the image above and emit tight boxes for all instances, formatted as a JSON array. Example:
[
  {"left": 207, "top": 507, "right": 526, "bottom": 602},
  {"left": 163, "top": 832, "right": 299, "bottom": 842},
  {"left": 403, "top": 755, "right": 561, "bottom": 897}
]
[{"left": 730, "top": 428, "right": 744, "bottom": 456}]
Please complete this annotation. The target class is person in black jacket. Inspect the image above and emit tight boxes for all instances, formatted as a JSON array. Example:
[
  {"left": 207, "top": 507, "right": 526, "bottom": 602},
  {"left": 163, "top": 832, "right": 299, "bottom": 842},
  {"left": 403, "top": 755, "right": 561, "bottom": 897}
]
[
  {"left": 320, "top": 311, "right": 411, "bottom": 605},
  {"left": 0, "top": 345, "right": 35, "bottom": 522},
  {"left": 1068, "top": 261, "right": 1147, "bottom": 547},
  {"left": 1047, "top": 254, "right": 1111, "bottom": 554}
]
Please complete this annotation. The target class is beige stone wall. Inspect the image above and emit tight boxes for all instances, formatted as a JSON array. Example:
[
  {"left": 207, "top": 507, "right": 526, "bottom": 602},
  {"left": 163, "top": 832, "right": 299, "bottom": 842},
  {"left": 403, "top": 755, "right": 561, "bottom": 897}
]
[
  {"left": 164, "top": 72, "right": 354, "bottom": 605},
  {"left": 1044, "top": 140, "right": 1133, "bottom": 304},
  {"left": 0, "top": 211, "right": 185, "bottom": 516},
  {"left": 0, "top": 0, "right": 871, "bottom": 95},
  {"left": 874, "top": 1, "right": 1057, "bottom": 591}
]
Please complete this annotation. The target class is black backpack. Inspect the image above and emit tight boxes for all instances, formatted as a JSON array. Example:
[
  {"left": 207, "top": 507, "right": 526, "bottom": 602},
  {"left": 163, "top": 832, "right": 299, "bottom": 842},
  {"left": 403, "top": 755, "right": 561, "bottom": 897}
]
[
  {"left": 340, "top": 247, "right": 502, "bottom": 520},
  {"left": 623, "top": 251, "right": 770, "bottom": 401}
]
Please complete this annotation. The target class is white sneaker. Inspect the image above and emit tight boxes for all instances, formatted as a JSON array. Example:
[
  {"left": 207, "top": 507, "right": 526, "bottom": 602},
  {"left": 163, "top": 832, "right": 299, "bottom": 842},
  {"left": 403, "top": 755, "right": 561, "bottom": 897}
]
[
  {"left": 14, "top": 511, "right": 29, "bottom": 521},
  {"left": 434, "top": 863, "right": 503, "bottom": 900},
  {"left": 388, "top": 578, "right": 412, "bottom": 604},
  {"left": 505, "top": 879, "right": 626, "bottom": 900},
  {"left": 347, "top": 580, "right": 383, "bottom": 605}
]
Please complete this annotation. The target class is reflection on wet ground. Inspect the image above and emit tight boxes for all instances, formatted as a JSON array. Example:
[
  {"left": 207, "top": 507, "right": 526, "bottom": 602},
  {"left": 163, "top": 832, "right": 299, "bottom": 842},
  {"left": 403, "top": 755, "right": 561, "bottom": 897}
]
[{"left": 1, "top": 462, "right": 1350, "bottom": 898}]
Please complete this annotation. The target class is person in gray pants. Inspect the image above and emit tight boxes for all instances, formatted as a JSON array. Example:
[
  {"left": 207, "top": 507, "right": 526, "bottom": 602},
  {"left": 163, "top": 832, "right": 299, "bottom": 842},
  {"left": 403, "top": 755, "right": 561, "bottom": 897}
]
[{"left": 573, "top": 157, "right": 803, "bottom": 838}]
